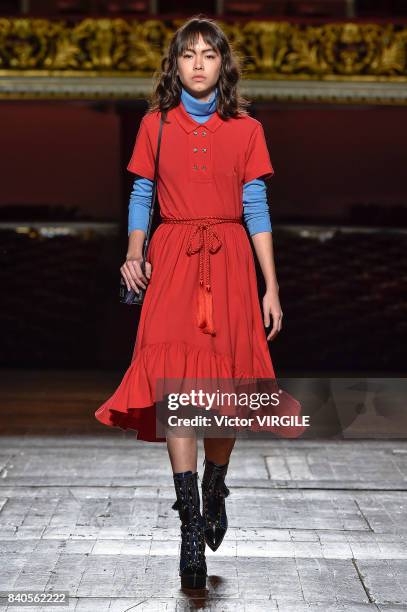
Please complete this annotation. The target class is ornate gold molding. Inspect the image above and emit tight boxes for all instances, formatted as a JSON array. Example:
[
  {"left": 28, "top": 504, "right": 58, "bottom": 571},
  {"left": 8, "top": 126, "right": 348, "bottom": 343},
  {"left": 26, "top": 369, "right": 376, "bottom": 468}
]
[
  {"left": 0, "top": 17, "right": 406, "bottom": 79},
  {"left": 1, "top": 18, "right": 406, "bottom": 103}
]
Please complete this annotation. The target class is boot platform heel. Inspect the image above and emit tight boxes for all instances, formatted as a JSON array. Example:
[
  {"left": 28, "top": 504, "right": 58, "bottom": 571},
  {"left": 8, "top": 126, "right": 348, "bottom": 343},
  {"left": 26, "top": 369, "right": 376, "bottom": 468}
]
[{"left": 172, "top": 471, "right": 207, "bottom": 590}]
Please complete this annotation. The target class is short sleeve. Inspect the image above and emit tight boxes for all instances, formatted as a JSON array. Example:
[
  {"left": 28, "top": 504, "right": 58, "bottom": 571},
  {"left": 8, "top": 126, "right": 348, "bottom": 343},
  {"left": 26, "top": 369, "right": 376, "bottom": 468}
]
[
  {"left": 126, "top": 116, "right": 155, "bottom": 180},
  {"left": 243, "top": 123, "right": 275, "bottom": 184}
]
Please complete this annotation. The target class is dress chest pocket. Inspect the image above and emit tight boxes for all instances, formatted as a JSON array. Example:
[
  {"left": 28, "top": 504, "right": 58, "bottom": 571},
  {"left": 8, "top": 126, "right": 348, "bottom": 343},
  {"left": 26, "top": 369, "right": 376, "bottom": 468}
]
[
  {"left": 225, "top": 166, "right": 238, "bottom": 178},
  {"left": 214, "top": 164, "right": 240, "bottom": 182}
]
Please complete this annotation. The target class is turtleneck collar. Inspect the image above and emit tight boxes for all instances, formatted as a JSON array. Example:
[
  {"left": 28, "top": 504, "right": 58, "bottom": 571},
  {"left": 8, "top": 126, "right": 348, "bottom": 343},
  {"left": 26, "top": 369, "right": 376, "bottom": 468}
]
[{"left": 181, "top": 86, "right": 218, "bottom": 118}]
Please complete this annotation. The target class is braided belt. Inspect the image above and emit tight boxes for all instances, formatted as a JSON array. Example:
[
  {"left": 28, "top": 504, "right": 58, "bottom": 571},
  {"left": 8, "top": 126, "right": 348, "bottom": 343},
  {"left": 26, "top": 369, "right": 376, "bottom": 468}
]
[{"left": 161, "top": 216, "right": 243, "bottom": 336}]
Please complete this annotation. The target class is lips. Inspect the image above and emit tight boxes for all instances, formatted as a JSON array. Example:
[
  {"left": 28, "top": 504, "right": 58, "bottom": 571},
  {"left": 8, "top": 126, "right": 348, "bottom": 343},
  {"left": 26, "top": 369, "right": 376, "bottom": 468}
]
[{"left": 192, "top": 76, "right": 206, "bottom": 80}]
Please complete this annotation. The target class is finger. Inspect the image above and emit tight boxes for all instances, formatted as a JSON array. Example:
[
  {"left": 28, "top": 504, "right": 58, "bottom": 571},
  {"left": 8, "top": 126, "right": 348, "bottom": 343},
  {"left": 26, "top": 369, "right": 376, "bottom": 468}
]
[
  {"left": 120, "top": 267, "right": 130, "bottom": 291},
  {"left": 129, "top": 270, "right": 147, "bottom": 290},
  {"left": 145, "top": 261, "right": 152, "bottom": 279},
  {"left": 129, "top": 260, "right": 148, "bottom": 285},
  {"left": 120, "top": 270, "right": 130, "bottom": 291},
  {"left": 268, "top": 322, "right": 278, "bottom": 336},
  {"left": 270, "top": 312, "right": 282, "bottom": 333},
  {"left": 127, "top": 262, "right": 147, "bottom": 290},
  {"left": 267, "top": 326, "right": 278, "bottom": 341},
  {"left": 122, "top": 268, "right": 139, "bottom": 293},
  {"left": 126, "top": 270, "right": 140, "bottom": 293},
  {"left": 266, "top": 314, "right": 279, "bottom": 340},
  {"left": 129, "top": 267, "right": 148, "bottom": 289}
]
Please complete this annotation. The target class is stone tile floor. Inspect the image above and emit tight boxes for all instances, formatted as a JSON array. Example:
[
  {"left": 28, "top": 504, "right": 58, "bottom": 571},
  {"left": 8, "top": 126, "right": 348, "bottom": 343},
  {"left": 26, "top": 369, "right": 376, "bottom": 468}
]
[{"left": 0, "top": 436, "right": 407, "bottom": 611}]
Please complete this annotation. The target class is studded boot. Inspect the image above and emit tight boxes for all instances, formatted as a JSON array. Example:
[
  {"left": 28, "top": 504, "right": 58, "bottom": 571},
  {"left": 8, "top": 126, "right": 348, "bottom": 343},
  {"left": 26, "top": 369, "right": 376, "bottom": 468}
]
[
  {"left": 201, "top": 458, "right": 230, "bottom": 551},
  {"left": 171, "top": 470, "right": 207, "bottom": 589}
]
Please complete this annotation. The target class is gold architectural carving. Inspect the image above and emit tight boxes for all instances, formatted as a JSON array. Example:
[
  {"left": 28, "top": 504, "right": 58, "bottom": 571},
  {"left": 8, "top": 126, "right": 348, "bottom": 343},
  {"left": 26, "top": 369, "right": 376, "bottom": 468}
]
[{"left": 0, "top": 17, "right": 406, "bottom": 80}]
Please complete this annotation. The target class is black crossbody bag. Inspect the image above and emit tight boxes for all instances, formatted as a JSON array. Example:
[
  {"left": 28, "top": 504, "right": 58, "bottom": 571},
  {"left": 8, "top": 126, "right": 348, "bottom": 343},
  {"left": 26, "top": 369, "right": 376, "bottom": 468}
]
[{"left": 119, "top": 113, "right": 164, "bottom": 305}]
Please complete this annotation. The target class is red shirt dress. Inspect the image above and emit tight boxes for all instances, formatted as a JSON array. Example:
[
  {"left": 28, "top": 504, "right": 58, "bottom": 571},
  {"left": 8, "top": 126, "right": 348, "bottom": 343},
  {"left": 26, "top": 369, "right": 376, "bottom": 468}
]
[{"left": 95, "top": 103, "right": 303, "bottom": 441}]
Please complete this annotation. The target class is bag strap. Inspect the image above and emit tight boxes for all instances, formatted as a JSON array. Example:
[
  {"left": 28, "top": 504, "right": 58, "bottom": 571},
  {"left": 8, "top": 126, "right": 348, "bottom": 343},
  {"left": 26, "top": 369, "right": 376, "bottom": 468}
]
[{"left": 142, "top": 112, "right": 164, "bottom": 264}]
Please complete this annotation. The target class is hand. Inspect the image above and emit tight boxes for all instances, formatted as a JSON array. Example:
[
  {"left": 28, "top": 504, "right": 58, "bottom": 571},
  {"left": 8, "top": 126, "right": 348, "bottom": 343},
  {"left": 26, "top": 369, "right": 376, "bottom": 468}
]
[
  {"left": 262, "top": 288, "right": 283, "bottom": 341},
  {"left": 120, "top": 255, "right": 152, "bottom": 293}
]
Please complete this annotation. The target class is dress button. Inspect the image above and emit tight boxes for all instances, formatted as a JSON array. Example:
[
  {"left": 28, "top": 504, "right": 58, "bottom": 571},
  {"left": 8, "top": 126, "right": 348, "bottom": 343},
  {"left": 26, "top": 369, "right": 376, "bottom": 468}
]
[
  {"left": 202, "top": 148, "right": 207, "bottom": 153},
  {"left": 193, "top": 164, "right": 198, "bottom": 170},
  {"left": 202, "top": 131, "right": 207, "bottom": 136},
  {"left": 201, "top": 165, "right": 206, "bottom": 170},
  {"left": 193, "top": 130, "right": 198, "bottom": 135},
  {"left": 193, "top": 147, "right": 198, "bottom": 152}
]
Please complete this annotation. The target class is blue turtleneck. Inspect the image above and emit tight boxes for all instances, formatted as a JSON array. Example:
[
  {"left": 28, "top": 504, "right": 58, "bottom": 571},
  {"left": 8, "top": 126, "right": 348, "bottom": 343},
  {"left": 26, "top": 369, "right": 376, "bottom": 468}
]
[
  {"left": 180, "top": 85, "right": 218, "bottom": 121},
  {"left": 128, "top": 86, "right": 272, "bottom": 236}
]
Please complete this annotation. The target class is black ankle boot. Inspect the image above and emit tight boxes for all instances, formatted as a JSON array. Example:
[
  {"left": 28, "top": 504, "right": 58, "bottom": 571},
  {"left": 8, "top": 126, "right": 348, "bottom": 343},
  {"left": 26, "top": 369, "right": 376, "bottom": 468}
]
[
  {"left": 171, "top": 470, "right": 207, "bottom": 589},
  {"left": 201, "top": 458, "right": 230, "bottom": 551}
]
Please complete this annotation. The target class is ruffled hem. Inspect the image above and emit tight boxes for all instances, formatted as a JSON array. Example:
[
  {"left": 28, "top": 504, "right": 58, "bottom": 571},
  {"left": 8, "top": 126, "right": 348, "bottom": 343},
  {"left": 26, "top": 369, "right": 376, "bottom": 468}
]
[{"left": 94, "top": 340, "right": 304, "bottom": 442}]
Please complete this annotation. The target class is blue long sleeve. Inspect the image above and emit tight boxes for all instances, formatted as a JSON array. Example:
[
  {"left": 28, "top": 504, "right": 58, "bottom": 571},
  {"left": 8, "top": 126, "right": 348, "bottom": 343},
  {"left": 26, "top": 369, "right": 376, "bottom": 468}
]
[
  {"left": 128, "top": 85, "right": 272, "bottom": 237},
  {"left": 128, "top": 177, "right": 272, "bottom": 236},
  {"left": 242, "top": 178, "right": 272, "bottom": 236},
  {"left": 127, "top": 176, "right": 153, "bottom": 236}
]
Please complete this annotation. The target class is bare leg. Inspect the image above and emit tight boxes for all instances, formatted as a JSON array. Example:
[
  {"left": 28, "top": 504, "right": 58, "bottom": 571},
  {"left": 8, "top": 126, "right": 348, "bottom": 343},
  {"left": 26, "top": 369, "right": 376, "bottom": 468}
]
[
  {"left": 166, "top": 425, "right": 198, "bottom": 473},
  {"left": 203, "top": 435, "right": 236, "bottom": 465}
]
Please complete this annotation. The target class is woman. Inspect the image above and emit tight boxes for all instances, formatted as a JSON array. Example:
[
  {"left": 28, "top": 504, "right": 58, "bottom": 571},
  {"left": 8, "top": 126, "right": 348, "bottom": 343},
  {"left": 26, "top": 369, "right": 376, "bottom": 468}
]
[{"left": 95, "top": 16, "right": 287, "bottom": 590}]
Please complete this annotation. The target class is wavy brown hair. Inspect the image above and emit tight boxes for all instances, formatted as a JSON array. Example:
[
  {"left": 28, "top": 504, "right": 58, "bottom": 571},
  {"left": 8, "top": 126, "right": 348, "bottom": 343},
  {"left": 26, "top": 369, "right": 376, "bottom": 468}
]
[{"left": 148, "top": 15, "right": 250, "bottom": 121}]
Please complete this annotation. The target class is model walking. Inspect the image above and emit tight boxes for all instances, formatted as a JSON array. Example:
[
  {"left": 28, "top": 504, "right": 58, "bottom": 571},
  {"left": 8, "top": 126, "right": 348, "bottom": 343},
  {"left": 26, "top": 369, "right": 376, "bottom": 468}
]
[{"left": 95, "top": 16, "right": 284, "bottom": 590}]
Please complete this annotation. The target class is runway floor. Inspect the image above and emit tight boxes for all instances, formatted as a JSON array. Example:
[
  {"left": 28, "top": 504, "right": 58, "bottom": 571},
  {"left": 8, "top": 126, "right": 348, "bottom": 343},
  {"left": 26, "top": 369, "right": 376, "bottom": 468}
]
[{"left": 0, "top": 371, "right": 406, "bottom": 611}]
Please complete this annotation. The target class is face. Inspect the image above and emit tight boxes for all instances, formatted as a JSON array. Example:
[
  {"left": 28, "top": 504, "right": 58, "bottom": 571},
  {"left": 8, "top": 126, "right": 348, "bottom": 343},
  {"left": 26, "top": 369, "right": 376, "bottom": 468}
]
[{"left": 176, "top": 33, "right": 222, "bottom": 102}]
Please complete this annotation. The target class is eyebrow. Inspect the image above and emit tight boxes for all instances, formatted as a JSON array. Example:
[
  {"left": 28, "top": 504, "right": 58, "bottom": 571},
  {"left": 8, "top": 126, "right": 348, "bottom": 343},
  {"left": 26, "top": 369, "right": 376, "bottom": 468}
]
[{"left": 183, "top": 47, "right": 217, "bottom": 53}]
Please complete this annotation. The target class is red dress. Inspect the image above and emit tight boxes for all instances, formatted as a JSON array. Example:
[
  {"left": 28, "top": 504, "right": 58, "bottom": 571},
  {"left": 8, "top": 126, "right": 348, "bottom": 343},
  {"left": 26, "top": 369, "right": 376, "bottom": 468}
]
[{"left": 95, "top": 103, "right": 305, "bottom": 441}]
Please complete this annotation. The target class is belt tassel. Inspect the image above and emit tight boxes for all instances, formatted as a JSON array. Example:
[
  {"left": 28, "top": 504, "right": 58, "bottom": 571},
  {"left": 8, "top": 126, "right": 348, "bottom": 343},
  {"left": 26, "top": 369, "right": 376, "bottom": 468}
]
[
  {"left": 197, "top": 282, "right": 215, "bottom": 335},
  {"left": 161, "top": 216, "right": 243, "bottom": 337}
]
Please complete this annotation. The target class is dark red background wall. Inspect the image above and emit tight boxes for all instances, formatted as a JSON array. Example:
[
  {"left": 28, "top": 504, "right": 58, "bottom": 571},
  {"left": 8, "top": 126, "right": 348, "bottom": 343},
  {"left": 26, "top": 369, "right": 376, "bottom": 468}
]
[
  {"left": 0, "top": 102, "right": 122, "bottom": 220},
  {"left": 255, "top": 102, "right": 406, "bottom": 222},
  {"left": 1, "top": 101, "right": 406, "bottom": 223}
]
